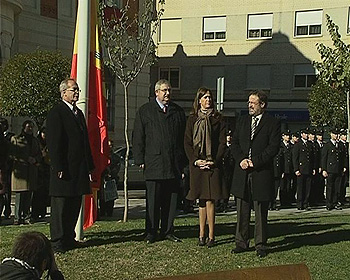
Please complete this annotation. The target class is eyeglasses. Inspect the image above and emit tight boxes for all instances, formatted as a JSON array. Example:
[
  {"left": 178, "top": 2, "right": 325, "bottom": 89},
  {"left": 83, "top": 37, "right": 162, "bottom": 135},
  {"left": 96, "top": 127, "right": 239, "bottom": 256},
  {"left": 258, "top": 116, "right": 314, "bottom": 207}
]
[
  {"left": 159, "top": 88, "right": 171, "bottom": 93},
  {"left": 66, "top": 88, "right": 81, "bottom": 93}
]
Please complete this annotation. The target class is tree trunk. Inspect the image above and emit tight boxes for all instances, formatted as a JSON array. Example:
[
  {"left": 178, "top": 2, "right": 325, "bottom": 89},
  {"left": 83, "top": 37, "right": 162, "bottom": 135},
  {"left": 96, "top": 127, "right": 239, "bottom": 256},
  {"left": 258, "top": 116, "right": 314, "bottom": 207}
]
[{"left": 123, "top": 84, "right": 129, "bottom": 222}]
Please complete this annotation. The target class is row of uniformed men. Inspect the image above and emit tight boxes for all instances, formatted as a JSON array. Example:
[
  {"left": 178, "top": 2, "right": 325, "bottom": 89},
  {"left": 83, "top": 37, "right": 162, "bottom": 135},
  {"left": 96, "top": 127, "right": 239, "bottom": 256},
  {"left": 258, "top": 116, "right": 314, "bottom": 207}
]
[{"left": 272, "top": 128, "right": 349, "bottom": 211}]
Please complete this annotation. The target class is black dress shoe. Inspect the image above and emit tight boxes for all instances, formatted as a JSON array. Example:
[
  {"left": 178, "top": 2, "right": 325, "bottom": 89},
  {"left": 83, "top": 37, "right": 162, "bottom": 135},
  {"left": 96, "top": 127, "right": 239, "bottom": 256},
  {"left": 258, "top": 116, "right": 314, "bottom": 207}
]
[
  {"left": 231, "top": 246, "right": 248, "bottom": 254},
  {"left": 335, "top": 205, "right": 342, "bottom": 210},
  {"left": 207, "top": 239, "right": 215, "bottom": 248},
  {"left": 165, "top": 234, "right": 182, "bottom": 242},
  {"left": 198, "top": 237, "right": 206, "bottom": 246},
  {"left": 256, "top": 249, "right": 267, "bottom": 258},
  {"left": 144, "top": 234, "right": 155, "bottom": 244}
]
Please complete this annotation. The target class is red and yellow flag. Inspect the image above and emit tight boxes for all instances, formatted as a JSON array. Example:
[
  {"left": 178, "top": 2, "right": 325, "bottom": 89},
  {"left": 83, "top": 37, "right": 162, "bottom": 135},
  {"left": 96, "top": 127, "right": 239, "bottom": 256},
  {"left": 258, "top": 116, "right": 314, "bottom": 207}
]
[{"left": 71, "top": 0, "right": 110, "bottom": 229}]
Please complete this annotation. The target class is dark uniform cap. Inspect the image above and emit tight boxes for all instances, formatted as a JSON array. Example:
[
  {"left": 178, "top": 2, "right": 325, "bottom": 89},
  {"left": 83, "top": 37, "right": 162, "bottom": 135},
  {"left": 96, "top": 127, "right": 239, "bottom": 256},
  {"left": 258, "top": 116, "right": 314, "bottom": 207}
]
[
  {"left": 308, "top": 128, "right": 316, "bottom": 135},
  {"left": 330, "top": 128, "right": 340, "bottom": 134},
  {"left": 340, "top": 129, "right": 347, "bottom": 136},
  {"left": 316, "top": 129, "right": 324, "bottom": 136},
  {"left": 282, "top": 129, "right": 291, "bottom": 136},
  {"left": 300, "top": 128, "right": 308, "bottom": 134},
  {"left": 292, "top": 131, "right": 299, "bottom": 137}
]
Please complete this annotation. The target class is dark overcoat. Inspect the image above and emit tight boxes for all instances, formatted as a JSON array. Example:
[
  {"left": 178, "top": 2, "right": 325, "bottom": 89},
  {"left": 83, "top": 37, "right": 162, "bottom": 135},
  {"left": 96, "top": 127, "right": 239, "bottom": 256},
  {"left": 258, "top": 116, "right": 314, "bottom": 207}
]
[
  {"left": 46, "top": 101, "right": 94, "bottom": 197},
  {"left": 230, "top": 113, "right": 280, "bottom": 201},
  {"left": 184, "top": 113, "right": 226, "bottom": 200},
  {"left": 10, "top": 133, "right": 41, "bottom": 192},
  {"left": 280, "top": 142, "right": 294, "bottom": 174},
  {"left": 133, "top": 99, "right": 186, "bottom": 180},
  {"left": 292, "top": 140, "right": 314, "bottom": 175},
  {"left": 321, "top": 141, "right": 345, "bottom": 174}
]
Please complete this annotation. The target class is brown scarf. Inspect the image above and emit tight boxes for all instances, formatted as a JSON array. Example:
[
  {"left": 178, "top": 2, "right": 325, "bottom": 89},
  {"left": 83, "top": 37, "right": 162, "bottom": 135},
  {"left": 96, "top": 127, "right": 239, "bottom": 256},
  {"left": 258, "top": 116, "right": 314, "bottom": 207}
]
[{"left": 193, "top": 109, "right": 213, "bottom": 160}]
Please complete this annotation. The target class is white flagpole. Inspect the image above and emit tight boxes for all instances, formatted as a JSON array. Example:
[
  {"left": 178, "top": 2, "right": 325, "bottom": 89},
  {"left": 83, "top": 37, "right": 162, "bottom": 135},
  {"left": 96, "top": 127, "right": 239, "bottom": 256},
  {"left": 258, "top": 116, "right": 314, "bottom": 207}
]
[{"left": 75, "top": 0, "right": 91, "bottom": 241}]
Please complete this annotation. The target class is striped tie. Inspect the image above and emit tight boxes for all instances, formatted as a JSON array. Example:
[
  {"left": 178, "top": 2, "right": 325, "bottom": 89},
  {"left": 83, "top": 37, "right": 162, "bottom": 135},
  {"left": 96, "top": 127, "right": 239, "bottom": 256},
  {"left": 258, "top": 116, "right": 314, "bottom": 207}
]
[
  {"left": 249, "top": 117, "right": 258, "bottom": 159},
  {"left": 251, "top": 116, "right": 258, "bottom": 140}
]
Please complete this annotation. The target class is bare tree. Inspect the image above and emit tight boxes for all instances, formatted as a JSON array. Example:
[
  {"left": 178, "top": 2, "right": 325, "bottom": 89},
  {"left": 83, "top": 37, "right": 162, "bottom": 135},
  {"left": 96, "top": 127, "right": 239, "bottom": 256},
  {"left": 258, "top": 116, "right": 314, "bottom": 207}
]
[{"left": 99, "top": 0, "right": 165, "bottom": 222}]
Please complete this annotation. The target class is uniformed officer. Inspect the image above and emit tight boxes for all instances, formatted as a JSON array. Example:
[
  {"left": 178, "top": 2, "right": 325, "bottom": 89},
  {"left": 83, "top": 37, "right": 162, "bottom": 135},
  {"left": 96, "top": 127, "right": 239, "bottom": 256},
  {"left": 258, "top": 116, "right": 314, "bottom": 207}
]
[
  {"left": 279, "top": 130, "right": 294, "bottom": 207},
  {"left": 321, "top": 128, "right": 345, "bottom": 210},
  {"left": 292, "top": 128, "right": 315, "bottom": 210},
  {"left": 315, "top": 129, "right": 326, "bottom": 203},
  {"left": 270, "top": 136, "right": 283, "bottom": 210},
  {"left": 308, "top": 128, "right": 320, "bottom": 205}
]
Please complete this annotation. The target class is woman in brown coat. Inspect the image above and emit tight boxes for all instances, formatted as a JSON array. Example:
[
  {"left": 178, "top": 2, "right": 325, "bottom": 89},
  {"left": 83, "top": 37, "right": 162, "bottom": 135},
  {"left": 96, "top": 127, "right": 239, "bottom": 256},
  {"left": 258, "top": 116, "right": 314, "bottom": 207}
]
[{"left": 184, "top": 87, "right": 226, "bottom": 247}]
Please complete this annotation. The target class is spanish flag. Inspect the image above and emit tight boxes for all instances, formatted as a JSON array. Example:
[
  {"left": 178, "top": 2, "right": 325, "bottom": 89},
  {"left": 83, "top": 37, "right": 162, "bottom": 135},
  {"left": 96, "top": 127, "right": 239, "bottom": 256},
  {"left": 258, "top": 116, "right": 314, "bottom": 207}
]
[{"left": 71, "top": 0, "right": 110, "bottom": 229}]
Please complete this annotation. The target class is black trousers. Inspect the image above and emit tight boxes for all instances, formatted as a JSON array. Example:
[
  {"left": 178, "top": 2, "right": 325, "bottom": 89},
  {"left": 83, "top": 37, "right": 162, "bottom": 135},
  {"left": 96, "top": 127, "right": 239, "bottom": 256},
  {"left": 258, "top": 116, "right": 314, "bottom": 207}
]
[
  {"left": 280, "top": 173, "right": 293, "bottom": 206},
  {"left": 50, "top": 196, "right": 82, "bottom": 249},
  {"left": 296, "top": 174, "right": 312, "bottom": 208},
  {"left": 235, "top": 174, "right": 269, "bottom": 250},
  {"left": 325, "top": 173, "right": 342, "bottom": 208},
  {"left": 145, "top": 179, "right": 179, "bottom": 237}
]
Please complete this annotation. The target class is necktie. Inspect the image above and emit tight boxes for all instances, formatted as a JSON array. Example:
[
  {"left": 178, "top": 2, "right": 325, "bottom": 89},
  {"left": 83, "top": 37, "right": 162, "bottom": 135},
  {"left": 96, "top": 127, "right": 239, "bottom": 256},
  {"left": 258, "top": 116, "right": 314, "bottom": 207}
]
[
  {"left": 163, "top": 106, "right": 167, "bottom": 114},
  {"left": 73, "top": 106, "right": 78, "bottom": 117},
  {"left": 251, "top": 116, "right": 258, "bottom": 140},
  {"left": 249, "top": 117, "right": 258, "bottom": 159}
]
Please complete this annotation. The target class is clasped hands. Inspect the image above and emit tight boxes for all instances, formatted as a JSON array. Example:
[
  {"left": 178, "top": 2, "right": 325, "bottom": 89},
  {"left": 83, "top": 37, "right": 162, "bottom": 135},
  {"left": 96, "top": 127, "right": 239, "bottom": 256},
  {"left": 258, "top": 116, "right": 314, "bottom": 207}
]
[
  {"left": 195, "top": 159, "right": 214, "bottom": 170},
  {"left": 240, "top": 159, "right": 254, "bottom": 170}
]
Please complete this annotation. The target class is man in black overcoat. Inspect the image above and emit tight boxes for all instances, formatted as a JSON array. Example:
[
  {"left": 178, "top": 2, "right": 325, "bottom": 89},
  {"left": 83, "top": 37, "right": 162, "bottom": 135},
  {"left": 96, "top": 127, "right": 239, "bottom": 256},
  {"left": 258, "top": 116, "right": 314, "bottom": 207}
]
[
  {"left": 46, "top": 78, "right": 94, "bottom": 253},
  {"left": 231, "top": 90, "right": 280, "bottom": 258},
  {"left": 292, "top": 129, "right": 315, "bottom": 210},
  {"left": 133, "top": 79, "right": 186, "bottom": 244}
]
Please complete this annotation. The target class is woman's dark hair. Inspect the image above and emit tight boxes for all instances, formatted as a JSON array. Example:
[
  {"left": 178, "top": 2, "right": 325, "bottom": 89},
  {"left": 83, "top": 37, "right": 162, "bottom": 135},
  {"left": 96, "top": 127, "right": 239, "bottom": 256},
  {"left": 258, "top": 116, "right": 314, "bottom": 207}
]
[
  {"left": 190, "top": 87, "right": 216, "bottom": 115},
  {"left": 12, "top": 231, "right": 52, "bottom": 270}
]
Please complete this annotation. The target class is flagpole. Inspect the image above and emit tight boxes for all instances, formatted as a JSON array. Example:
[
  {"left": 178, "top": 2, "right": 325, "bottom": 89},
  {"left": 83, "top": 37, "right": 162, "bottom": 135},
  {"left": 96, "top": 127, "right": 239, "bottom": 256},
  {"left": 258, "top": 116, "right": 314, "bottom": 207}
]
[{"left": 75, "top": 0, "right": 91, "bottom": 241}]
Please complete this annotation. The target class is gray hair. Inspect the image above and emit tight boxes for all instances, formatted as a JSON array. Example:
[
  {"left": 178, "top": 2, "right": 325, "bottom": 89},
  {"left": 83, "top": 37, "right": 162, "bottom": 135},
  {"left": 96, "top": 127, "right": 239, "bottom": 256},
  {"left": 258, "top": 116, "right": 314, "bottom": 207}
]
[
  {"left": 155, "top": 79, "right": 171, "bottom": 91},
  {"left": 59, "top": 78, "right": 76, "bottom": 96}
]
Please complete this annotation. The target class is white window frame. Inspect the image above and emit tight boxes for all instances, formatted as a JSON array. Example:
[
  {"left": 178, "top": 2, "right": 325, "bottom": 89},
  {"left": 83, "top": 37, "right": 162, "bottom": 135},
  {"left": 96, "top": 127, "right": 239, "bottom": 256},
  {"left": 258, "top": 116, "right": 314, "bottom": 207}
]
[
  {"left": 203, "top": 16, "right": 226, "bottom": 41},
  {"left": 159, "top": 67, "right": 181, "bottom": 89},
  {"left": 247, "top": 13, "right": 273, "bottom": 39},
  {"left": 293, "top": 64, "right": 317, "bottom": 89},
  {"left": 295, "top": 10, "right": 323, "bottom": 37}
]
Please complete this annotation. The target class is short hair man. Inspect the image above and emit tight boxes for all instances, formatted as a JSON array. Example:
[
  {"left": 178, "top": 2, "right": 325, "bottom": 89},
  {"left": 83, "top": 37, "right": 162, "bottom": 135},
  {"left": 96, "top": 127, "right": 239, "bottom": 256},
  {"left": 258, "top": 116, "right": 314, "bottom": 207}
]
[
  {"left": 321, "top": 128, "right": 345, "bottom": 210},
  {"left": 231, "top": 90, "right": 280, "bottom": 257},
  {"left": 292, "top": 128, "right": 316, "bottom": 210},
  {"left": 0, "top": 231, "right": 64, "bottom": 279},
  {"left": 46, "top": 78, "right": 94, "bottom": 253},
  {"left": 133, "top": 79, "right": 186, "bottom": 243}
]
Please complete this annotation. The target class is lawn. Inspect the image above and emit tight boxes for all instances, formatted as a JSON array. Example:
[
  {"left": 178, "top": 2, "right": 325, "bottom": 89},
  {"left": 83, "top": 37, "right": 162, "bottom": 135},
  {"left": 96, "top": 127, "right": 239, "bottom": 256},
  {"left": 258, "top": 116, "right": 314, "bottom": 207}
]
[{"left": 1, "top": 209, "right": 350, "bottom": 279}]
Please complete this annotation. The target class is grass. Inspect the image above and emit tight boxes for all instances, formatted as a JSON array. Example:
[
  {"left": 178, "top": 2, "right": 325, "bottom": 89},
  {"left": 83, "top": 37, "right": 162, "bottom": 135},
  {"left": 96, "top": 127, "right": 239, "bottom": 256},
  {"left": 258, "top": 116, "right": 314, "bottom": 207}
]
[{"left": 1, "top": 209, "right": 350, "bottom": 279}]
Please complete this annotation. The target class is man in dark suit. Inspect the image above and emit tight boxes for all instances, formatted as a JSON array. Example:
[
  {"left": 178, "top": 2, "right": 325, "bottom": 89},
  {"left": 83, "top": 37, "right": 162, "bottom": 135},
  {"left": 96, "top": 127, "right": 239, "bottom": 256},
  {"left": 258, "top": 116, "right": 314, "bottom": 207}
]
[
  {"left": 321, "top": 128, "right": 345, "bottom": 210},
  {"left": 292, "top": 129, "right": 315, "bottom": 210},
  {"left": 133, "top": 79, "right": 186, "bottom": 244},
  {"left": 315, "top": 129, "right": 326, "bottom": 203},
  {"left": 231, "top": 90, "right": 280, "bottom": 258},
  {"left": 46, "top": 78, "right": 94, "bottom": 253}
]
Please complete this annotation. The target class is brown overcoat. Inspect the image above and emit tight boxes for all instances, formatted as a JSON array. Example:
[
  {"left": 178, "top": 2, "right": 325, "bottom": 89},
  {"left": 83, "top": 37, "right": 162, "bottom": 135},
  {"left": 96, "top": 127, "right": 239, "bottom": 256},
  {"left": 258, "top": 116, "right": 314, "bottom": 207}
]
[
  {"left": 184, "top": 113, "right": 227, "bottom": 200},
  {"left": 10, "top": 133, "right": 41, "bottom": 192}
]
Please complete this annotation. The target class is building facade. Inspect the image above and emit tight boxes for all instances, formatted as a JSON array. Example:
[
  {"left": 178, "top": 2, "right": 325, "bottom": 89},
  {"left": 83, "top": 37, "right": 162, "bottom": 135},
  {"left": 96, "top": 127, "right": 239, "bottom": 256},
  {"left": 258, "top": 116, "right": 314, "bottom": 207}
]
[
  {"left": 0, "top": 0, "right": 150, "bottom": 145},
  {"left": 151, "top": 0, "right": 350, "bottom": 131}
]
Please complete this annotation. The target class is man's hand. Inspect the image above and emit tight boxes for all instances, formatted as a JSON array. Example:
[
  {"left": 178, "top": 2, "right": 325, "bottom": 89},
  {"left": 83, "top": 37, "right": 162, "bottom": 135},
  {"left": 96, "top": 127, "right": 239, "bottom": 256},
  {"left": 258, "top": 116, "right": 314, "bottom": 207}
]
[
  {"left": 322, "top": 170, "right": 328, "bottom": 178},
  {"left": 58, "top": 171, "right": 63, "bottom": 179},
  {"left": 312, "top": 169, "right": 316, "bottom": 176},
  {"left": 240, "top": 159, "right": 253, "bottom": 170},
  {"left": 139, "top": 164, "right": 145, "bottom": 169},
  {"left": 295, "top": 170, "right": 301, "bottom": 177}
]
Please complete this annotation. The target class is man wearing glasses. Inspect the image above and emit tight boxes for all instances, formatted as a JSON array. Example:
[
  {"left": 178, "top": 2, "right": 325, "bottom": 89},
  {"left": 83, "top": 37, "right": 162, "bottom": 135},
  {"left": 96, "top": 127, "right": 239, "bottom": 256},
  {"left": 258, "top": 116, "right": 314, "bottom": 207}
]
[
  {"left": 231, "top": 90, "right": 280, "bottom": 258},
  {"left": 133, "top": 79, "right": 186, "bottom": 244},
  {"left": 46, "top": 78, "right": 94, "bottom": 253}
]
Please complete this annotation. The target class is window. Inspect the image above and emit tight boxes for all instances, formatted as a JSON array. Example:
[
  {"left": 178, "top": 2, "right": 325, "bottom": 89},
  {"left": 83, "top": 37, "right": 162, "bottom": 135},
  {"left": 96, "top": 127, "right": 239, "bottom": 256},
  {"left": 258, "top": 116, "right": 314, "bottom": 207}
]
[
  {"left": 295, "top": 10, "right": 322, "bottom": 36},
  {"left": 247, "top": 14, "right": 273, "bottom": 39},
  {"left": 159, "top": 19, "right": 182, "bottom": 43},
  {"left": 203, "top": 17, "right": 226, "bottom": 41},
  {"left": 246, "top": 65, "right": 271, "bottom": 89},
  {"left": 159, "top": 67, "right": 180, "bottom": 89},
  {"left": 293, "top": 64, "right": 317, "bottom": 88}
]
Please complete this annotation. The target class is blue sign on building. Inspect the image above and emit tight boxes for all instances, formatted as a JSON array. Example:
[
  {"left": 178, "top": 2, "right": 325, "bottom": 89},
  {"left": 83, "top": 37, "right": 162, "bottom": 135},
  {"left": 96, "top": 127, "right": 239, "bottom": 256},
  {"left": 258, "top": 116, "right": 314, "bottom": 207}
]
[{"left": 241, "top": 110, "right": 309, "bottom": 122}]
